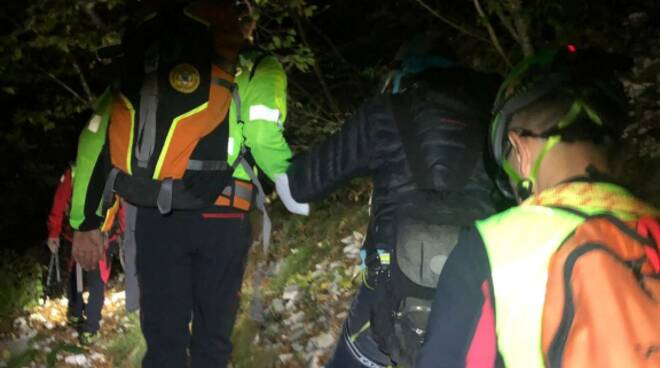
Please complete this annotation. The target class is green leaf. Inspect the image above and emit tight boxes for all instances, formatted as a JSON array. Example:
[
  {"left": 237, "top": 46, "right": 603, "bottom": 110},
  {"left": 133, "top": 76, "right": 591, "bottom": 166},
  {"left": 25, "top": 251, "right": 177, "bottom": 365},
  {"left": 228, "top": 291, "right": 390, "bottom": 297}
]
[
  {"left": 60, "top": 345, "right": 87, "bottom": 354},
  {"left": 272, "top": 35, "right": 282, "bottom": 48},
  {"left": 6, "top": 349, "right": 39, "bottom": 368},
  {"left": 12, "top": 48, "right": 23, "bottom": 61},
  {"left": 2, "top": 86, "right": 16, "bottom": 95}
]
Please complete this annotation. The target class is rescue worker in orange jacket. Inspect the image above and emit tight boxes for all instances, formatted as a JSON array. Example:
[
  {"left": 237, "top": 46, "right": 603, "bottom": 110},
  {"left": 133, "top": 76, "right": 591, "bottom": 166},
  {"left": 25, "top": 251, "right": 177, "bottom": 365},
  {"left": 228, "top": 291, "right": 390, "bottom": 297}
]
[{"left": 69, "top": 1, "right": 306, "bottom": 367}]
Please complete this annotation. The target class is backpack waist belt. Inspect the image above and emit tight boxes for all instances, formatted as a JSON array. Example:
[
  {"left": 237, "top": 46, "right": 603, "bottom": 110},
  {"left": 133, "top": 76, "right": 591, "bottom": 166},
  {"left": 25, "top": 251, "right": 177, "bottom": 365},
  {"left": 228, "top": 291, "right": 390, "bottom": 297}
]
[
  {"left": 102, "top": 163, "right": 254, "bottom": 214},
  {"left": 214, "top": 179, "right": 254, "bottom": 211}
]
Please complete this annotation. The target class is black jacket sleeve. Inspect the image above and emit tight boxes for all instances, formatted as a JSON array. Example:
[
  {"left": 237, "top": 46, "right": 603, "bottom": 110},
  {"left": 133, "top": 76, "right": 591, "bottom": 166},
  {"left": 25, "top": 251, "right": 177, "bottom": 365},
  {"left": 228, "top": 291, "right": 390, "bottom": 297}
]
[
  {"left": 287, "top": 96, "right": 387, "bottom": 202},
  {"left": 416, "top": 227, "right": 502, "bottom": 368}
]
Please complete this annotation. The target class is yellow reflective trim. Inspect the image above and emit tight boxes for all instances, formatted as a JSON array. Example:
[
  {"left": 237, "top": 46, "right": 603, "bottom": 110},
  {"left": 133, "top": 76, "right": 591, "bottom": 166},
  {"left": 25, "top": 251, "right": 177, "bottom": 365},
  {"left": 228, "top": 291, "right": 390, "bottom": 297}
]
[
  {"left": 361, "top": 271, "right": 374, "bottom": 290},
  {"left": 119, "top": 94, "right": 135, "bottom": 175},
  {"left": 378, "top": 253, "right": 391, "bottom": 265},
  {"left": 350, "top": 321, "right": 370, "bottom": 343},
  {"left": 152, "top": 102, "right": 209, "bottom": 179},
  {"left": 100, "top": 196, "right": 120, "bottom": 232}
]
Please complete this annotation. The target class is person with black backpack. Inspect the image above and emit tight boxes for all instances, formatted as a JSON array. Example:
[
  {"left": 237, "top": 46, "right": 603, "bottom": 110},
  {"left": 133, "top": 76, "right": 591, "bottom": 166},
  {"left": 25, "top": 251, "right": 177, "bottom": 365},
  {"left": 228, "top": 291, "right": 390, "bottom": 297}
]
[
  {"left": 69, "top": 1, "right": 307, "bottom": 367},
  {"left": 416, "top": 46, "right": 660, "bottom": 368},
  {"left": 281, "top": 33, "right": 501, "bottom": 367}
]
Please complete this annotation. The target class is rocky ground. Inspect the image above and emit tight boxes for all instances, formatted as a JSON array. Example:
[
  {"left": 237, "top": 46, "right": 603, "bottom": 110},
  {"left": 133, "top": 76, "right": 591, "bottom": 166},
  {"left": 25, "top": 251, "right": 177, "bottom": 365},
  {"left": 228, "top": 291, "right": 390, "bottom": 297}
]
[
  {"left": 237, "top": 232, "right": 363, "bottom": 368},
  {"left": 0, "top": 281, "right": 140, "bottom": 368}
]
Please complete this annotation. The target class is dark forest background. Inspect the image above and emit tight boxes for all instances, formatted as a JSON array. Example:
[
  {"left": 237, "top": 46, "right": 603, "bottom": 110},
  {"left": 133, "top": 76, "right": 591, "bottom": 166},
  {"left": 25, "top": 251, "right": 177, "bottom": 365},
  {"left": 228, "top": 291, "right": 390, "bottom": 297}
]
[{"left": 1, "top": 0, "right": 659, "bottom": 250}]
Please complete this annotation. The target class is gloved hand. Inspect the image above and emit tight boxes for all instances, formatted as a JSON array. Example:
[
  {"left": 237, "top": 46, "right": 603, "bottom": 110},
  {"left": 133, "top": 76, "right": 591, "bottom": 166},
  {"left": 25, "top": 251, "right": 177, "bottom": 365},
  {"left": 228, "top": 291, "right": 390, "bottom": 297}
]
[
  {"left": 47, "top": 237, "right": 60, "bottom": 253},
  {"left": 274, "top": 173, "right": 310, "bottom": 216}
]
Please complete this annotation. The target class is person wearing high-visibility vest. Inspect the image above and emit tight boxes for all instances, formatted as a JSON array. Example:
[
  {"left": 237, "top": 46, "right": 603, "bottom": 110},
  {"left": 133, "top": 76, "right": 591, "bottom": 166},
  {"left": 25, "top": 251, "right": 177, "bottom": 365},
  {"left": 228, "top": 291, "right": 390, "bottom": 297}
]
[
  {"left": 69, "top": 2, "right": 307, "bottom": 367},
  {"left": 416, "top": 46, "right": 660, "bottom": 368}
]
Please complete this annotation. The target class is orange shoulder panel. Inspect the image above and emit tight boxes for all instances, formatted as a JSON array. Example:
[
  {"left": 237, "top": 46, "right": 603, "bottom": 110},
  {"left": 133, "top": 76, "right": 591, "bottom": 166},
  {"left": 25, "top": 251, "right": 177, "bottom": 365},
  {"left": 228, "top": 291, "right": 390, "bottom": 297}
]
[
  {"left": 109, "top": 94, "right": 133, "bottom": 173},
  {"left": 157, "top": 65, "right": 233, "bottom": 180}
]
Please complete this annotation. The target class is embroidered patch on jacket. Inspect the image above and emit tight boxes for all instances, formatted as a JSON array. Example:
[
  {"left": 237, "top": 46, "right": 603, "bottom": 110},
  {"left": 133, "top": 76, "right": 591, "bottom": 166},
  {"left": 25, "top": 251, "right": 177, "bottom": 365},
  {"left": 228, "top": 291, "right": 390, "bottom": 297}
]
[{"left": 169, "top": 63, "right": 200, "bottom": 94}]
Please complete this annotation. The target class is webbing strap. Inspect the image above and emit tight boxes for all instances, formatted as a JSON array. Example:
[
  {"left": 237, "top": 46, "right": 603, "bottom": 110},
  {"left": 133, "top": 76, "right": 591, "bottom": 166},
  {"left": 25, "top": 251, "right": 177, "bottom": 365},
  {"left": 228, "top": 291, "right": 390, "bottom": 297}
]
[
  {"left": 529, "top": 135, "right": 561, "bottom": 186},
  {"left": 557, "top": 98, "right": 603, "bottom": 129},
  {"left": 212, "top": 77, "right": 234, "bottom": 91},
  {"left": 233, "top": 181, "right": 252, "bottom": 200},
  {"left": 187, "top": 159, "right": 228, "bottom": 171},
  {"left": 637, "top": 217, "right": 660, "bottom": 272},
  {"left": 212, "top": 55, "right": 237, "bottom": 75},
  {"left": 157, "top": 178, "right": 173, "bottom": 215},
  {"left": 230, "top": 83, "right": 270, "bottom": 252},
  {"left": 501, "top": 135, "right": 561, "bottom": 198},
  {"left": 102, "top": 168, "right": 120, "bottom": 210},
  {"left": 135, "top": 47, "right": 159, "bottom": 169},
  {"left": 239, "top": 156, "right": 271, "bottom": 252}
]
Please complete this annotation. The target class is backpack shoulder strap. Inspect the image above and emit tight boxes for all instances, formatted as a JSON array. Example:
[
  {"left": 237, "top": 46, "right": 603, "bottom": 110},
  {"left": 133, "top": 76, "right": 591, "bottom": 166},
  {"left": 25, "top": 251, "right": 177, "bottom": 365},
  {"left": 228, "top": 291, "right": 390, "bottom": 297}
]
[
  {"left": 550, "top": 206, "right": 657, "bottom": 247},
  {"left": 390, "top": 91, "right": 433, "bottom": 187}
]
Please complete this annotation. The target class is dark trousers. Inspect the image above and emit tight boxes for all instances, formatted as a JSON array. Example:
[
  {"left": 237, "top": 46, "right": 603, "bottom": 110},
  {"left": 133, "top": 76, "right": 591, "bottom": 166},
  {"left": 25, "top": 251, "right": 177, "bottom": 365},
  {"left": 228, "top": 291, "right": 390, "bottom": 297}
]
[
  {"left": 326, "top": 281, "right": 394, "bottom": 368},
  {"left": 67, "top": 263, "right": 106, "bottom": 333},
  {"left": 135, "top": 207, "right": 250, "bottom": 368}
]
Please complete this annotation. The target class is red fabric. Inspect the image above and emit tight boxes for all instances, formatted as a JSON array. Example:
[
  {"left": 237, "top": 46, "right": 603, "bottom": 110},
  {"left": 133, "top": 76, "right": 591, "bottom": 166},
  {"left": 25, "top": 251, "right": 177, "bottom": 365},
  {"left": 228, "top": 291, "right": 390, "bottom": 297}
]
[
  {"left": 99, "top": 255, "right": 112, "bottom": 284},
  {"left": 201, "top": 212, "right": 245, "bottom": 219},
  {"left": 68, "top": 247, "right": 113, "bottom": 285},
  {"left": 47, "top": 167, "right": 73, "bottom": 241},
  {"left": 466, "top": 280, "right": 497, "bottom": 368}
]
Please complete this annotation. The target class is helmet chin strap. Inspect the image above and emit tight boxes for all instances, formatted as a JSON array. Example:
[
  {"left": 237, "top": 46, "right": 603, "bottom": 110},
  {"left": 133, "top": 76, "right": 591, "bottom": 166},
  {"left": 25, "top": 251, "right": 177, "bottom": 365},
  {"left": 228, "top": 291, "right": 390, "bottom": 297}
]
[{"left": 502, "top": 135, "right": 562, "bottom": 201}]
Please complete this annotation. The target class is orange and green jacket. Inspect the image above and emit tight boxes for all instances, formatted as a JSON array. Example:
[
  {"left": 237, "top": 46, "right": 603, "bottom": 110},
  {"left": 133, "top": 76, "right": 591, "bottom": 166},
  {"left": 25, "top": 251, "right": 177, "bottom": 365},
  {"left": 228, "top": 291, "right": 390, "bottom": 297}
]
[{"left": 70, "top": 50, "right": 291, "bottom": 231}]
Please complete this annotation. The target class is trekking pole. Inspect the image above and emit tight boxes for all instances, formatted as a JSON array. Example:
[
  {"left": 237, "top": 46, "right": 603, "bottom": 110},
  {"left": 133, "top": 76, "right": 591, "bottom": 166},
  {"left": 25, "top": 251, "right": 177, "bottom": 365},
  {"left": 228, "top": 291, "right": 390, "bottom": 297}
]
[
  {"left": 76, "top": 263, "right": 83, "bottom": 294},
  {"left": 46, "top": 247, "right": 61, "bottom": 284},
  {"left": 55, "top": 250, "right": 61, "bottom": 283},
  {"left": 45, "top": 245, "right": 61, "bottom": 303},
  {"left": 46, "top": 251, "right": 56, "bottom": 288}
]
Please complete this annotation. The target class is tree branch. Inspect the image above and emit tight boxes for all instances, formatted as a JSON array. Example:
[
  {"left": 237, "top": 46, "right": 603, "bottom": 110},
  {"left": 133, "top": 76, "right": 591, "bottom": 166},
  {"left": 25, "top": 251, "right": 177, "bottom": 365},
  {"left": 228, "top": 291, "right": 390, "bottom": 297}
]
[
  {"left": 508, "top": 0, "right": 534, "bottom": 57},
  {"left": 72, "top": 59, "right": 95, "bottom": 104},
  {"left": 493, "top": 2, "right": 521, "bottom": 43},
  {"left": 36, "top": 66, "right": 89, "bottom": 106},
  {"left": 82, "top": 1, "right": 105, "bottom": 29},
  {"left": 288, "top": 78, "right": 332, "bottom": 118},
  {"left": 473, "top": 0, "right": 512, "bottom": 67},
  {"left": 412, "top": 0, "right": 491, "bottom": 44},
  {"left": 304, "top": 19, "right": 367, "bottom": 97},
  {"left": 293, "top": 12, "right": 341, "bottom": 115}
]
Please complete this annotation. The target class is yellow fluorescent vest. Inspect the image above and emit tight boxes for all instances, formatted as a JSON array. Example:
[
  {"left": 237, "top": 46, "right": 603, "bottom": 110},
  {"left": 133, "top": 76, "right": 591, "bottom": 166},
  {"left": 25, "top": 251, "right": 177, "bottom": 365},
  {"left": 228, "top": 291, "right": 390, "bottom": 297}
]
[{"left": 476, "top": 182, "right": 659, "bottom": 368}]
